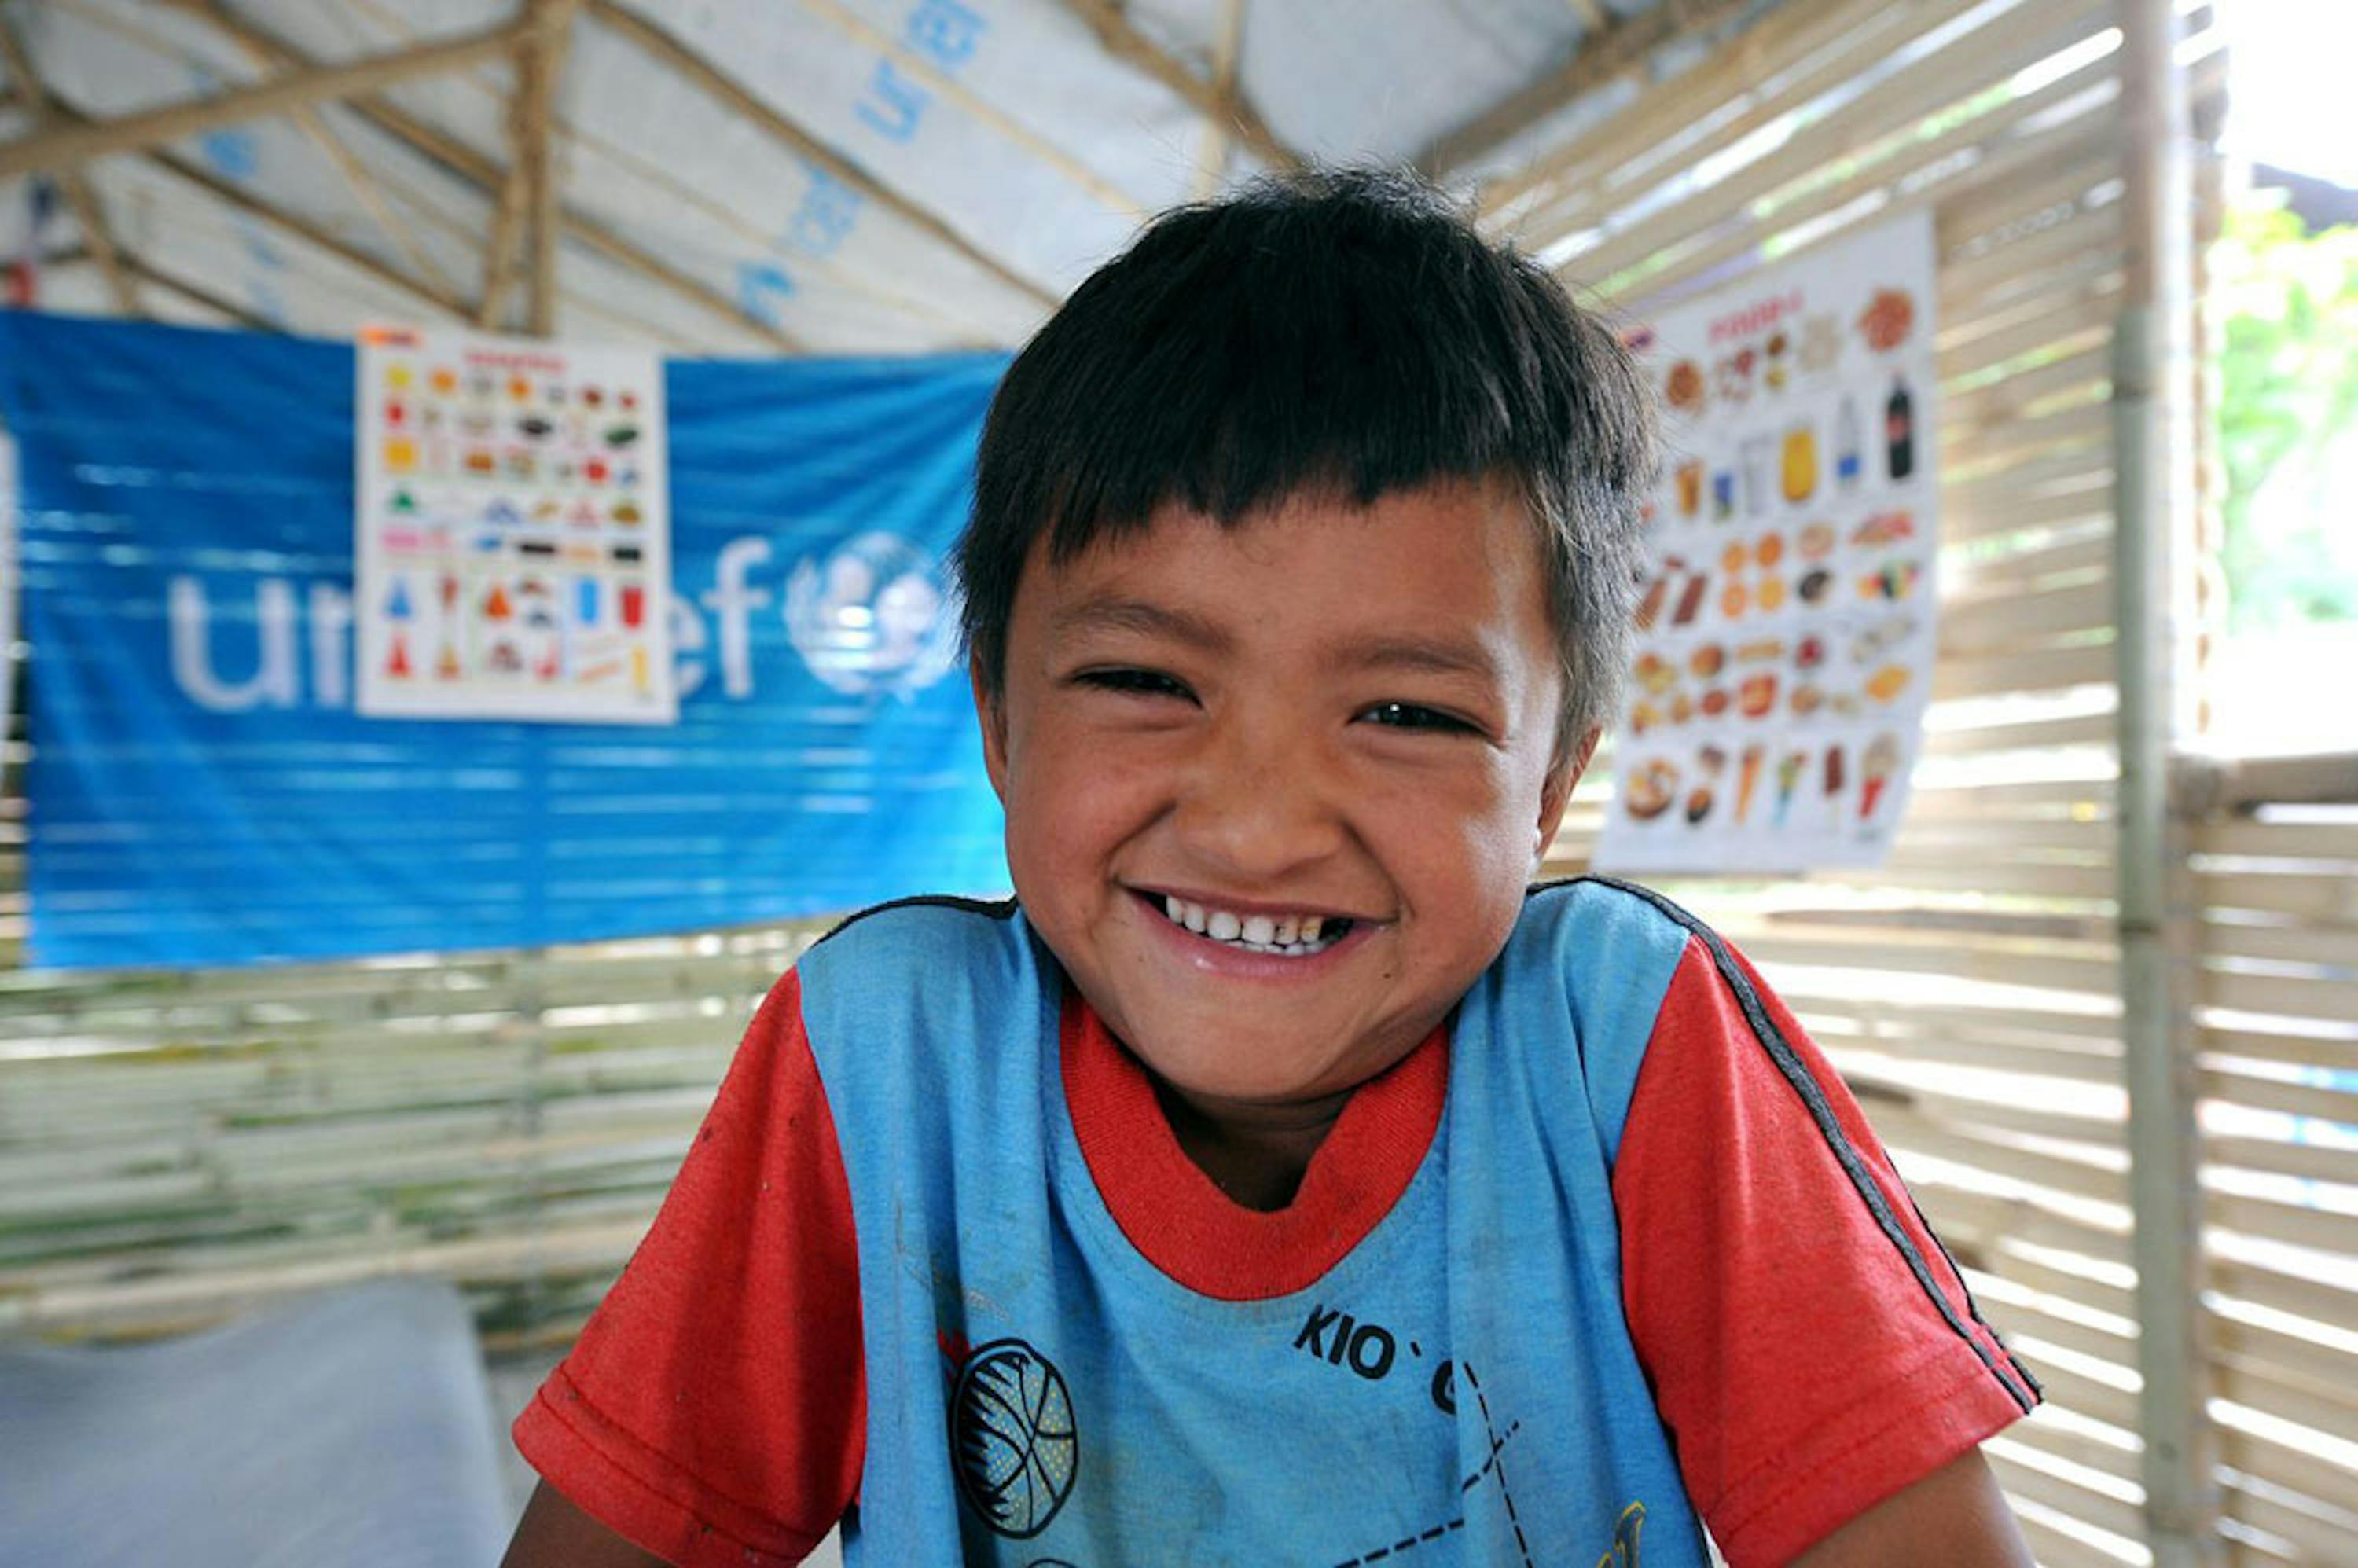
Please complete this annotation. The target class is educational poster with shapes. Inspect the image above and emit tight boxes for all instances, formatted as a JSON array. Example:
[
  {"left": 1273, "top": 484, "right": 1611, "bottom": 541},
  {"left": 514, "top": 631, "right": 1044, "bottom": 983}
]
[
  {"left": 1596, "top": 211, "right": 1938, "bottom": 873},
  {"left": 354, "top": 326, "right": 676, "bottom": 723}
]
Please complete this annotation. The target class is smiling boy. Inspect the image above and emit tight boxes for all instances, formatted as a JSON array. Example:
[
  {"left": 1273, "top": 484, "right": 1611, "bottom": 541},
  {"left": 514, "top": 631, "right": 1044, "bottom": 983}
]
[{"left": 505, "top": 171, "right": 2040, "bottom": 1567}]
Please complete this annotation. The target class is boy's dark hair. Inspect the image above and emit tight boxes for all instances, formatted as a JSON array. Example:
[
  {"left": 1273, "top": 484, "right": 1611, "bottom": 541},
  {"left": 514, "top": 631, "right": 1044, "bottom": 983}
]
[{"left": 956, "top": 167, "right": 1660, "bottom": 744}]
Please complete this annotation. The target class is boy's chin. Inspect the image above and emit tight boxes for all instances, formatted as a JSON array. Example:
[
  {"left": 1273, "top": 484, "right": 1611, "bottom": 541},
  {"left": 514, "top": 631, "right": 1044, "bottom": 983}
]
[{"left": 1126, "top": 1030, "right": 1398, "bottom": 1114}]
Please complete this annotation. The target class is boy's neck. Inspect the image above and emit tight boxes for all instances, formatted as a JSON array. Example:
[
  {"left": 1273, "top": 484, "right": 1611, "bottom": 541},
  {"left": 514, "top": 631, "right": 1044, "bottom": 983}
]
[{"left": 1148, "top": 1074, "right": 1352, "bottom": 1212}]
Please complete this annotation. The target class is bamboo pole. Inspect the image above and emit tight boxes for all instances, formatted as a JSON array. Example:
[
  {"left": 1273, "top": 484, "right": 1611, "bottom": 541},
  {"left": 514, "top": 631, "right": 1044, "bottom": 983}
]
[
  {"left": 477, "top": 44, "right": 531, "bottom": 326},
  {"left": 123, "top": 252, "right": 283, "bottom": 333},
  {"left": 0, "top": 13, "right": 138, "bottom": 315},
  {"left": 516, "top": 0, "right": 581, "bottom": 336},
  {"left": 145, "top": 146, "right": 473, "bottom": 320},
  {"left": 293, "top": 105, "right": 461, "bottom": 299},
  {"left": 1190, "top": 0, "right": 1247, "bottom": 199},
  {"left": 149, "top": 0, "right": 801, "bottom": 351},
  {"left": 2113, "top": 0, "right": 2218, "bottom": 1563},
  {"left": 1053, "top": 0, "right": 1298, "bottom": 171},
  {"left": 0, "top": 17, "right": 534, "bottom": 179}
]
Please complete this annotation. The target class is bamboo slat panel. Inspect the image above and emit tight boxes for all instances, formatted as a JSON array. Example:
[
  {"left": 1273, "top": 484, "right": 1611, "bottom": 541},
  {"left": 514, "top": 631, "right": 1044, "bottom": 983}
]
[
  {"left": 2189, "top": 764, "right": 2358, "bottom": 1546},
  {"left": 1506, "top": 0, "right": 2245, "bottom": 1559},
  {"left": 0, "top": 920, "right": 829, "bottom": 1338}
]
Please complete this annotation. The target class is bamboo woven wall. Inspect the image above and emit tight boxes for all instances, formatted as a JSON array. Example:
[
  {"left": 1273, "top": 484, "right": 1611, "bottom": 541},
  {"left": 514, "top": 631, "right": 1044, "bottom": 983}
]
[
  {"left": 1505, "top": 0, "right": 2268, "bottom": 1563},
  {"left": 2185, "top": 755, "right": 2358, "bottom": 1563},
  {"left": 0, "top": 912, "right": 822, "bottom": 1350}
]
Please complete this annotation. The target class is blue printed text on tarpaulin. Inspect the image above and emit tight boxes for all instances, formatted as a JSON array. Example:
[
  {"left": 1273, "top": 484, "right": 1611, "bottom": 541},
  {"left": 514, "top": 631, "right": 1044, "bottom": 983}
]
[{"left": 0, "top": 313, "right": 1012, "bottom": 969}]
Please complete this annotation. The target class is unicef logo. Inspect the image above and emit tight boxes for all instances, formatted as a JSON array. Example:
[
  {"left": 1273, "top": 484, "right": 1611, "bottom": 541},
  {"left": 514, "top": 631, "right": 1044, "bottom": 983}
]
[
  {"left": 950, "top": 1338, "right": 1078, "bottom": 1540},
  {"left": 783, "top": 531, "right": 962, "bottom": 698}
]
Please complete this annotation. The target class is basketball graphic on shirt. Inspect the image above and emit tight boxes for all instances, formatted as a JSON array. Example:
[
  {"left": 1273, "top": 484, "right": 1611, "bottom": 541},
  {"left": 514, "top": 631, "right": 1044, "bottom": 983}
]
[{"left": 950, "top": 1338, "right": 1078, "bottom": 1539}]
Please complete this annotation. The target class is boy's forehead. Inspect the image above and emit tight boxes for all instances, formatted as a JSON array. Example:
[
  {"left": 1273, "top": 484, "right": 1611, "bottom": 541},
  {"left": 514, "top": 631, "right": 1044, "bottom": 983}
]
[
  {"left": 1026, "top": 476, "right": 1541, "bottom": 584},
  {"left": 1013, "top": 483, "right": 1563, "bottom": 678}
]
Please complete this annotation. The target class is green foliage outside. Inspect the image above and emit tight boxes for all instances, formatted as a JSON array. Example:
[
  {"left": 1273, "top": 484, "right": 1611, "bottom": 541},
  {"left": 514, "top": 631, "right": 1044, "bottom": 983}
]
[{"left": 2213, "top": 196, "right": 2358, "bottom": 630}]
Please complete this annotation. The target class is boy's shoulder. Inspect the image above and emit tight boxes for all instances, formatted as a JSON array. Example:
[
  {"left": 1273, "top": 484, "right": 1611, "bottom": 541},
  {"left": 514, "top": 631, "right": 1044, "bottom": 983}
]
[
  {"left": 808, "top": 891, "right": 1026, "bottom": 955},
  {"left": 791, "top": 892, "right": 1047, "bottom": 1030},
  {"left": 1509, "top": 874, "right": 1712, "bottom": 973}
]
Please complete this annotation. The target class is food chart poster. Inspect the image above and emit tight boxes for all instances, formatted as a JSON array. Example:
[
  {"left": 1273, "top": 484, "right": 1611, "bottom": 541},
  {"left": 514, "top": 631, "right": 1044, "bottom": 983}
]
[
  {"left": 1597, "top": 211, "right": 1939, "bottom": 874},
  {"left": 356, "top": 326, "right": 675, "bottom": 723}
]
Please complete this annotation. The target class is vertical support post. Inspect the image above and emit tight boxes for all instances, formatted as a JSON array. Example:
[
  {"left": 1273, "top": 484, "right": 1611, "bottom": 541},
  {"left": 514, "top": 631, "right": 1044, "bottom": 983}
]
[{"left": 2114, "top": 2, "right": 2218, "bottom": 1564}]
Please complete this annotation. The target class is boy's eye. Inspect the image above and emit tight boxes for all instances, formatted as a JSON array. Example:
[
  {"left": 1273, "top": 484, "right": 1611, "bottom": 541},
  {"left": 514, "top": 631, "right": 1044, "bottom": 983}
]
[
  {"left": 1358, "top": 700, "right": 1478, "bottom": 735},
  {"left": 1074, "top": 667, "right": 1194, "bottom": 700}
]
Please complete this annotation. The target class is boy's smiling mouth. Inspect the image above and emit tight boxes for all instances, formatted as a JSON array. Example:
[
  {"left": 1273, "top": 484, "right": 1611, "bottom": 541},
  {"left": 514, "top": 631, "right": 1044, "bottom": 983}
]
[{"left": 1131, "top": 888, "right": 1367, "bottom": 959}]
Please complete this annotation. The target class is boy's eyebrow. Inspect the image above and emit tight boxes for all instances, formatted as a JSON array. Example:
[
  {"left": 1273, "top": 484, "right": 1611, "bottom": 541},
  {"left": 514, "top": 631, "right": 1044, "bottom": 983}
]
[
  {"left": 1052, "top": 600, "right": 1505, "bottom": 685},
  {"left": 1049, "top": 597, "right": 1235, "bottom": 654},
  {"left": 1328, "top": 632, "right": 1504, "bottom": 685}
]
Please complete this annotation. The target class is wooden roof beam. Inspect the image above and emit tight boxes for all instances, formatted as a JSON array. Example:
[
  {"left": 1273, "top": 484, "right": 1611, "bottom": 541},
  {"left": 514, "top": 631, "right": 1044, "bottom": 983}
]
[
  {"left": 124, "top": 251, "right": 283, "bottom": 332},
  {"left": 481, "top": 0, "right": 578, "bottom": 332},
  {"left": 1189, "top": 0, "right": 1247, "bottom": 200},
  {"left": 1418, "top": 0, "right": 1751, "bottom": 181},
  {"left": 147, "top": 145, "right": 473, "bottom": 320},
  {"left": 1052, "top": 0, "right": 1298, "bottom": 172},
  {"left": 523, "top": 2, "right": 578, "bottom": 336},
  {"left": 185, "top": 9, "right": 462, "bottom": 304},
  {"left": 150, "top": 2, "right": 802, "bottom": 352},
  {"left": 0, "top": 14, "right": 536, "bottom": 180},
  {"left": 584, "top": 0, "right": 1056, "bottom": 311},
  {"left": 0, "top": 13, "right": 138, "bottom": 314}
]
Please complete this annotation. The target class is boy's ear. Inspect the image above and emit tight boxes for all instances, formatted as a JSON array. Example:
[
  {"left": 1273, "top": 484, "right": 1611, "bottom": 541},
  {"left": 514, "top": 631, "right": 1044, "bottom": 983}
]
[
  {"left": 971, "top": 654, "right": 1012, "bottom": 804},
  {"left": 1534, "top": 725, "right": 1601, "bottom": 857}
]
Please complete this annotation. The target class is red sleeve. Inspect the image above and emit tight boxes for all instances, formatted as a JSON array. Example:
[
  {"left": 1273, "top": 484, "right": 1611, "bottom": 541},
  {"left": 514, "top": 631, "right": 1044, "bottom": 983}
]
[
  {"left": 512, "top": 971, "right": 865, "bottom": 1566},
  {"left": 1613, "top": 935, "right": 2038, "bottom": 1568}
]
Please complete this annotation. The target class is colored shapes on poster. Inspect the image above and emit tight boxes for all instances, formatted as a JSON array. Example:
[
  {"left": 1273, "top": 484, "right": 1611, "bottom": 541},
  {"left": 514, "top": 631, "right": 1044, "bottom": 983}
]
[{"left": 356, "top": 326, "right": 675, "bottom": 724}]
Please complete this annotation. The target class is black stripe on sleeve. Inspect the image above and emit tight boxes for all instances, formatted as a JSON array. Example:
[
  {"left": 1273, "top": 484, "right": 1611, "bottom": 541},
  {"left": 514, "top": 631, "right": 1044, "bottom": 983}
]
[
  {"left": 811, "top": 894, "right": 1020, "bottom": 949},
  {"left": 1569, "top": 876, "right": 2039, "bottom": 1415}
]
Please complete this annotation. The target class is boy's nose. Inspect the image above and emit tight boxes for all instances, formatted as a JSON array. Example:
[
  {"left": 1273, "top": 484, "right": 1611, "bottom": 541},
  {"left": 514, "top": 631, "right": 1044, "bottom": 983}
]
[{"left": 1170, "top": 717, "right": 1347, "bottom": 879}]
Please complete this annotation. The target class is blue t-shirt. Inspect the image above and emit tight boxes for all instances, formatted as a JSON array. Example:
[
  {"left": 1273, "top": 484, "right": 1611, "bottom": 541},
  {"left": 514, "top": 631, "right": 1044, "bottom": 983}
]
[{"left": 516, "top": 879, "right": 2038, "bottom": 1566}]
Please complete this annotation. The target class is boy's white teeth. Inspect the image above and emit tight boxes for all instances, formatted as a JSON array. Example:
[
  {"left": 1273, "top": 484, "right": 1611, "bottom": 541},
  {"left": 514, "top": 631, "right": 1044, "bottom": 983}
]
[{"left": 1157, "top": 895, "right": 1346, "bottom": 955}]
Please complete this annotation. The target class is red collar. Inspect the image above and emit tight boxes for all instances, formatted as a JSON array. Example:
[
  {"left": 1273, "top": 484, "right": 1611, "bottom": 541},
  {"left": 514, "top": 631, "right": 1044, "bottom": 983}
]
[{"left": 1059, "top": 991, "right": 1447, "bottom": 1301}]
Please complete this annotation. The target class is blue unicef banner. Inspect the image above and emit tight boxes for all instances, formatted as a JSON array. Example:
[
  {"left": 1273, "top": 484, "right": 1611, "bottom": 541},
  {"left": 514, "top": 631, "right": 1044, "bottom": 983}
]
[{"left": 0, "top": 313, "right": 1012, "bottom": 969}]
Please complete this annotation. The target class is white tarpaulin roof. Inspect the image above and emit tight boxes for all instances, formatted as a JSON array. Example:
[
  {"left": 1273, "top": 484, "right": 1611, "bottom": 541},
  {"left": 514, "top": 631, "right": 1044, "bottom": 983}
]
[{"left": 0, "top": 0, "right": 1779, "bottom": 354}]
